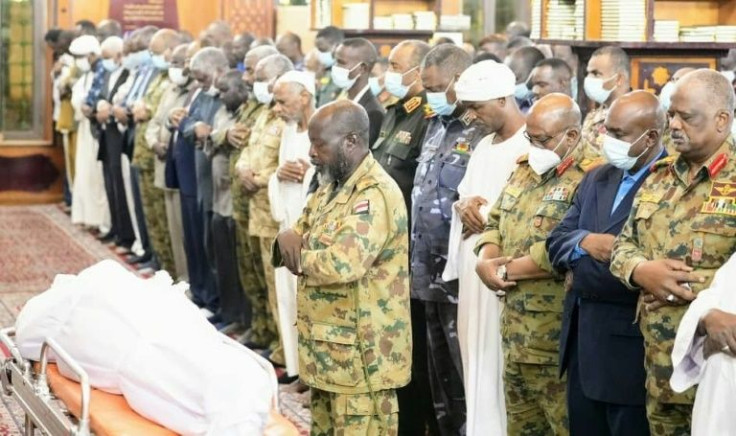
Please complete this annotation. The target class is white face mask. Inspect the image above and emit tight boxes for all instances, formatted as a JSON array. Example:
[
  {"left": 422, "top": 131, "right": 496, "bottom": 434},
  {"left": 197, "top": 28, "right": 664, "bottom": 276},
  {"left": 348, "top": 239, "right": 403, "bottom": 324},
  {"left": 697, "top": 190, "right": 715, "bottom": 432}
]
[
  {"left": 603, "top": 131, "right": 648, "bottom": 171},
  {"left": 659, "top": 81, "right": 675, "bottom": 111},
  {"left": 331, "top": 64, "right": 360, "bottom": 90},
  {"left": 253, "top": 81, "right": 273, "bottom": 104},
  {"left": 528, "top": 131, "right": 568, "bottom": 175},
  {"left": 318, "top": 50, "right": 335, "bottom": 68},
  {"left": 584, "top": 75, "right": 616, "bottom": 104},
  {"left": 168, "top": 67, "right": 187, "bottom": 86},
  {"left": 101, "top": 58, "right": 118, "bottom": 72},
  {"left": 75, "top": 57, "right": 91, "bottom": 72}
]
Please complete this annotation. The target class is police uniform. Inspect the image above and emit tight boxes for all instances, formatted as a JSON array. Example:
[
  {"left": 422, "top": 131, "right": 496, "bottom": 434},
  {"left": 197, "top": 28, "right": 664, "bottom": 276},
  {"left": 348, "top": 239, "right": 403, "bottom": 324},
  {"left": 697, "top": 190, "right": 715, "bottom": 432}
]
[
  {"left": 236, "top": 107, "right": 285, "bottom": 362},
  {"left": 215, "top": 100, "right": 272, "bottom": 344},
  {"left": 133, "top": 72, "right": 176, "bottom": 274},
  {"left": 475, "top": 152, "right": 587, "bottom": 436},
  {"left": 610, "top": 136, "right": 736, "bottom": 436},
  {"left": 274, "top": 154, "right": 411, "bottom": 435},
  {"left": 411, "top": 110, "right": 488, "bottom": 434},
  {"left": 371, "top": 91, "right": 430, "bottom": 215}
]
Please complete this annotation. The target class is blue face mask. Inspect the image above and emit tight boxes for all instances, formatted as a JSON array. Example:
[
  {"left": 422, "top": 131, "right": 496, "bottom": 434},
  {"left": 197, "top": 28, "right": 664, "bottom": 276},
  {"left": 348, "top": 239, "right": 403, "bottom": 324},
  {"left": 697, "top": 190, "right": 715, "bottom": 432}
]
[
  {"left": 514, "top": 82, "right": 532, "bottom": 101},
  {"left": 369, "top": 77, "right": 383, "bottom": 96},
  {"left": 318, "top": 50, "right": 335, "bottom": 68},
  {"left": 426, "top": 78, "right": 457, "bottom": 117},
  {"left": 102, "top": 58, "right": 119, "bottom": 72},
  {"left": 151, "top": 54, "right": 169, "bottom": 70},
  {"left": 137, "top": 50, "right": 152, "bottom": 67},
  {"left": 236, "top": 62, "right": 246, "bottom": 73},
  {"left": 384, "top": 66, "right": 418, "bottom": 99}
]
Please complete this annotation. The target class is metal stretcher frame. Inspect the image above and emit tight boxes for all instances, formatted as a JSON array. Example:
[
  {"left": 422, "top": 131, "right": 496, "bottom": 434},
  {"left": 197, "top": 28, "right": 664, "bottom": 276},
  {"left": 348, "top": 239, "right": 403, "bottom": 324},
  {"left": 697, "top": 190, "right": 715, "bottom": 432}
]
[
  {"left": 0, "top": 327, "right": 90, "bottom": 436},
  {"left": 0, "top": 327, "right": 282, "bottom": 436}
]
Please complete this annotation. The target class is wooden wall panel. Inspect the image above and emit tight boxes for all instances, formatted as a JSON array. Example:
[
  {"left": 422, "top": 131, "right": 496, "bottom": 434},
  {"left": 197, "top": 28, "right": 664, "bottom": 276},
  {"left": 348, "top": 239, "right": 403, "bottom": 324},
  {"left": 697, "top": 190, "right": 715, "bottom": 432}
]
[{"left": 222, "top": 0, "right": 275, "bottom": 38}]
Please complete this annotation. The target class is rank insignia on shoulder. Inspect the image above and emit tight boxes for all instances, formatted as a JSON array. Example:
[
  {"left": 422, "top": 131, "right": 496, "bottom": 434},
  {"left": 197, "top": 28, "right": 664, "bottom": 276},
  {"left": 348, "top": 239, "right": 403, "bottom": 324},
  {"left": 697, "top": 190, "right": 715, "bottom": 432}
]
[
  {"left": 639, "top": 191, "right": 662, "bottom": 203},
  {"left": 580, "top": 157, "right": 605, "bottom": 173},
  {"left": 650, "top": 155, "right": 677, "bottom": 172},
  {"left": 403, "top": 96, "right": 422, "bottom": 114},
  {"left": 708, "top": 153, "right": 728, "bottom": 178},
  {"left": 516, "top": 154, "right": 529, "bottom": 164},
  {"left": 543, "top": 186, "right": 570, "bottom": 202},
  {"left": 459, "top": 110, "right": 475, "bottom": 126},
  {"left": 395, "top": 131, "right": 412, "bottom": 145},
  {"left": 423, "top": 104, "right": 436, "bottom": 119},
  {"left": 556, "top": 156, "right": 574, "bottom": 176},
  {"left": 353, "top": 199, "right": 370, "bottom": 215}
]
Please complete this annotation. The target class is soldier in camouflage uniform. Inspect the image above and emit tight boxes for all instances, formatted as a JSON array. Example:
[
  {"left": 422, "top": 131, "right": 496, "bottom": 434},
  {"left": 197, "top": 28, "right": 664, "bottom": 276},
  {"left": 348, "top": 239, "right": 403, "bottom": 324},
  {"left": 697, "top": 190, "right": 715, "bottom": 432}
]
[
  {"left": 236, "top": 53, "right": 293, "bottom": 364},
  {"left": 610, "top": 70, "right": 736, "bottom": 435},
  {"left": 214, "top": 45, "right": 279, "bottom": 345},
  {"left": 274, "top": 100, "right": 411, "bottom": 435},
  {"left": 474, "top": 94, "right": 589, "bottom": 436},
  {"left": 410, "top": 44, "right": 486, "bottom": 434},
  {"left": 579, "top": 46, "right": 631, "bottom": 171},
  {"left": 132, "top": 29, "right": 181, "bottom": 276},
  {"left": 314, "top": 26, "right": 345, "bottom": 107}
]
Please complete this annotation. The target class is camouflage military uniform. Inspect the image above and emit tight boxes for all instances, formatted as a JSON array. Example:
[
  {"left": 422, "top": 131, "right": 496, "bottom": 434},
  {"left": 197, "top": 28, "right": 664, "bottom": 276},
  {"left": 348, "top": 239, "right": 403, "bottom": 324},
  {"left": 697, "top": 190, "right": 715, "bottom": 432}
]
[
  {"left": 576, "top": 106, "right": 608, "bottom": 172},
  {"left": 371, "top": 91, "right": 430, "bottom": 215},
  {"left": 236, "top": 107, "right": 284, "bottom": 361},
  {"left": 610, "top": 136, "right": 736, "bottom": 436},
  {"left": 475, "top": 153, "right": 587, "bottom": 436},
  {"left": 214, "top": 100, "right": 272, "bottom": 343},
  {"left": 410, "top": 111, "right": 487, "bottom": 434},
  {"left": 274, "top": 154, "right": 411, "bottom": 435},
  {"left": 133, "top": 72, "right": 176, "bottom": 275}
]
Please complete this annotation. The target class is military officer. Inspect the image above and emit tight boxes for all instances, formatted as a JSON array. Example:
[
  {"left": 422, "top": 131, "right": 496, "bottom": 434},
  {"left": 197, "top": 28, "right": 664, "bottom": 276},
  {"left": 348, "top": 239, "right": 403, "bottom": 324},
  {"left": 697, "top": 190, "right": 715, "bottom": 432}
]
[
  {"left": 579, "top": 46, "right": 631, "bottom": 170},
  {"left": 474, "top": 93, "right": 588, "bottom": 436},
  {"left": 314, "top": 26, "right": 344, "bottom": 107},
  {"left": 216, "top": 45, "right": 279, "bottom": 346},
  {"left": 371, "top": 40, "right": 432, "bottom": 215},
  {"left": 610, "top": 69, "right": 736, "bottom": 435},
  {"left": 410, "top": 43, "right": 486, "bottom": 434},
  {"left": 236, "top": 53, "right": 293, "bottom": 365},
  {"left": 274, "top": 100, "right": 411, "bottom": 435}
]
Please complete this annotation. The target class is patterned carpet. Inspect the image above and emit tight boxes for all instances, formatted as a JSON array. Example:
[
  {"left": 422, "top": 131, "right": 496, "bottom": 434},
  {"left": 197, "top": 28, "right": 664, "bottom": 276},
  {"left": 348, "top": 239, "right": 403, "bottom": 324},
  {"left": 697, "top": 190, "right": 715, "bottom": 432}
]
[{"left": 0, "top": 204, "right": 310, "bottom": 435}]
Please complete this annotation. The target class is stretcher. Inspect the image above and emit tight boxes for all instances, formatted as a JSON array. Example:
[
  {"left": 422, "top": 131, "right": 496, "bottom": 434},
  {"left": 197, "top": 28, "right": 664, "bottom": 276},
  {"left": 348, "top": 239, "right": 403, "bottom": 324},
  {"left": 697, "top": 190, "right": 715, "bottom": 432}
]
[{"left": 0, "top": 327, "right": 294, "bottom": 436}]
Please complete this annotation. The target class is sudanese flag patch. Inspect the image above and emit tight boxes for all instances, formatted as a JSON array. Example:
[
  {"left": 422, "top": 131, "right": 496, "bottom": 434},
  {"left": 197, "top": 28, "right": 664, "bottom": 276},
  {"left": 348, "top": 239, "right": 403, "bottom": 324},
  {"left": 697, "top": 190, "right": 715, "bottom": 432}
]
[{"left": 353, "top": 200, "right": 370, "bottom": 215}]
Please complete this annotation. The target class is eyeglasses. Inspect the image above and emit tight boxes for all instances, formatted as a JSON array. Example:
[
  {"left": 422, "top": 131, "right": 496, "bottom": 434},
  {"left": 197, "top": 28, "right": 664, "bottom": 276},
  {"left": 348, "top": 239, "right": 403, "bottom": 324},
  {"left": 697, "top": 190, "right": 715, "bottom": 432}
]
[{"left": 524, "top": 127, "right": 574, "bottom": 149}]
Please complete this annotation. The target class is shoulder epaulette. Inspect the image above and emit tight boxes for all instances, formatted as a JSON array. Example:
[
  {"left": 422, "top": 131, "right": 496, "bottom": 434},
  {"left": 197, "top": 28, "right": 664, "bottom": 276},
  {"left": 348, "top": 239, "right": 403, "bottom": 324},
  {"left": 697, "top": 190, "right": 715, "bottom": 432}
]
[
  {"left": 650, "top": 155, "right": 677, "bottom": 172},
  {"left": 516, "top": 154, "right": 529, "bottom": 164},
  {"left": 403, "top": 96, "right": 422, "bottom": 114},
  {"left": 423, "top": 103, "right": 435, "bottom": 119},
  {"left": 580, "top": 157, "right": 606, "bottom": 173}
]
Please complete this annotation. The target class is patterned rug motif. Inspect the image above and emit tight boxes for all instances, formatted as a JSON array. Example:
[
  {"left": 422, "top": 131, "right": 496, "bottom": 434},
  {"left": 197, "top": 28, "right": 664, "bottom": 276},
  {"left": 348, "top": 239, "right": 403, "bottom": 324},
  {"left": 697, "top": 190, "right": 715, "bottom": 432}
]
[{"left": 0, "top": 205, "right": 311, "bottom": 434}]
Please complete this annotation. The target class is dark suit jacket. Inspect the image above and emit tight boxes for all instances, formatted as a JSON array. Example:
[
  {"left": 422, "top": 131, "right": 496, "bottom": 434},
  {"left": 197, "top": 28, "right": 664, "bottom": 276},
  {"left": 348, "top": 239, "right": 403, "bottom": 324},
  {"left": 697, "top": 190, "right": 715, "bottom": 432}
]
[
  {"left": 546, "top": 155, "right": 664, "bottom": 406},
  {"left": 96, "top": 69, "right": 130, "bottom": 161},
  {"left": 357, "top": 90, "right": 385, "bottom": 146}
]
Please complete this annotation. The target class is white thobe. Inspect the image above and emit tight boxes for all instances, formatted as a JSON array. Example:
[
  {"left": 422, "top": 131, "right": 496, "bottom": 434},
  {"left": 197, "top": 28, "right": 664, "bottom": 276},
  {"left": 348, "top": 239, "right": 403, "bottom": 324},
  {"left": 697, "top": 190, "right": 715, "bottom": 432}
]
[
  {"left": 442, "top": 127, "right": 529, "bottom": 436},
  {"left": 15, "top": 260, "right": 275, "bottom": 436},
  {"left": 70, "top": 71, "right": 110, "bottom": 230},
  {"left": 671, "top": 252, "right": 736, "bottom": 436},
  {"left": 267, "top": 123, "right": 314, "bottom": 377}
]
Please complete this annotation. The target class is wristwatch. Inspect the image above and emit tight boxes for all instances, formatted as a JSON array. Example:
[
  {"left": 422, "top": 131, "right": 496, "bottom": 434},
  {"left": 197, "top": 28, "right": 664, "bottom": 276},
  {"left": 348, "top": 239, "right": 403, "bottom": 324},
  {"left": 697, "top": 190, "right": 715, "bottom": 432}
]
[{"left": 496, "top": 264, "right": 508, "bottom": 281}]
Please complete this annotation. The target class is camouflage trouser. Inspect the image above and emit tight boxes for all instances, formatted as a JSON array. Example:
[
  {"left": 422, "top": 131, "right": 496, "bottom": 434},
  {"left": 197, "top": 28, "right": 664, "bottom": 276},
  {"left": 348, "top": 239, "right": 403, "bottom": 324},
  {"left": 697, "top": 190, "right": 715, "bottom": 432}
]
[
  {"left": 233, "top": 216, "right": 273, "bottom": 346},
  {"left": 505, "top": 362, "right": 569, "bottom": 436},
  {"left": 138, "top": 167, "right": 175, "bottom": 275},
  {"left": 310, "top": 388, "right": 399, "bottom": 436},
  {"left": 259, "top": 236, "right": 284, "bottom": 365},
  {"left": 645, "top": 396, "right": 691, "bottom": 436}
]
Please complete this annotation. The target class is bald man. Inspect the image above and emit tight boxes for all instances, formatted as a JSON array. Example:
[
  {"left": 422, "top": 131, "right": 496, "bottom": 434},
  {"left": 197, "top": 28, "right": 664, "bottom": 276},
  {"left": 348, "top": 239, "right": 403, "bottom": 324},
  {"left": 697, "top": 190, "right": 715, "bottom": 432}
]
[
  {"left": 131, "top": 29, "right": 183, "bottom": 276},
  {"left": 274, "top": 100, "right": 411, "bottom": 436},
  {"left": 505, "top": 46, "right": 545, "bottom": 113},
  {"left": 275, "top": 32, "right": 304, "bottom": 71},
  {"left": 474, "top": 93, "right": 589, "bottom": 435},
  {"left": 371, "top": 40, "right": 431, "bottom": 215},
  {"left": 548, "top": 91, "right": 667, "bottom": 436},
  {"left": 610, "top": 70, "right": 736, "bottom": 435}
]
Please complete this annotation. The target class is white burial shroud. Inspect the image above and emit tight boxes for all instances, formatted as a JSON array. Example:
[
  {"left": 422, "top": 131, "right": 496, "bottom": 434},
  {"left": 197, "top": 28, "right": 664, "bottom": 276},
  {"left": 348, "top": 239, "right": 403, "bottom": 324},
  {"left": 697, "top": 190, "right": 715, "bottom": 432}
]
[{"left": 15, "top": 260, "right": 273, "bottom": 436}]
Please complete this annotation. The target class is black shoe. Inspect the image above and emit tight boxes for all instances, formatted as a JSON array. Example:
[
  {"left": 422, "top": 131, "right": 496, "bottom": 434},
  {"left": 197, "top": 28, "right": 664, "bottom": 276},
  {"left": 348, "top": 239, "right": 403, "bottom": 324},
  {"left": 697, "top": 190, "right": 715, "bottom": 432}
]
[
  {"left": 97, "top": 232, "right": 116, "bottom": 243},
  {"left": 278, "top": 373, "right": 299, "bottom": 384},
  {"left": 126, "top": 252, "right": 152, "bottom": 265}
]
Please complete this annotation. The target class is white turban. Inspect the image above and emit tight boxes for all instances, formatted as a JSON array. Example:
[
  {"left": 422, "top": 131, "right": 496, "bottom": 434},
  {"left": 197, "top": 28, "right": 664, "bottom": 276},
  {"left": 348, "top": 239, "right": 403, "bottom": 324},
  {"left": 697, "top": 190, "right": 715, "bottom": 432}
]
[
  {"left": 455, "top": 60, "right": 515, "bottom": 102},
  {"left": 275, "top": 70, "right": 316, "bottom": 96},
  {"left": 100, "top": 36, "right": 124, "bottom": 55},
  {"left": 69, "top": 35, "right": 101, "bottom": 56}
]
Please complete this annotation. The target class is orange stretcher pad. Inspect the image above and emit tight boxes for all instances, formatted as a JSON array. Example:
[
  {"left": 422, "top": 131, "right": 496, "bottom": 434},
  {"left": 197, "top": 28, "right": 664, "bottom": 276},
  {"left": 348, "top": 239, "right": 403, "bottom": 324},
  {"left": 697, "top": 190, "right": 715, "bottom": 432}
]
[{"left": 44, "top": 363, "right": 178, "bottom": 436}]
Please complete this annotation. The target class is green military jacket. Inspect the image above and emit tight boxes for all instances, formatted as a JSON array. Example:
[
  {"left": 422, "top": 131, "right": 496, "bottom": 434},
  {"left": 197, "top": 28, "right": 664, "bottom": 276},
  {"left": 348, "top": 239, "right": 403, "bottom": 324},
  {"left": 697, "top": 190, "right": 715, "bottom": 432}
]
[
  {"left": 316, "top": 72, "right": 342, "bottom": 107},
  {"left": 371, "top": 91, "right": 430, "bottom": 213},
  {"left": 276, "top": 154, "right": 412, "bottom": 394},
  {"left": 475, "top": 153, "right": 586, "bottom": 366},
  {"left": 575, "top": 105, "right": 608, "bottom": 172},
  {"left": 133, "top": 73, "right": 170, "bottom": 171},
  {"left": 610, "top": 136, "right": 736, "bottom": 404},
  {"left": 236, "top": 106, "right": 284, "bottom": 238}
]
